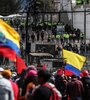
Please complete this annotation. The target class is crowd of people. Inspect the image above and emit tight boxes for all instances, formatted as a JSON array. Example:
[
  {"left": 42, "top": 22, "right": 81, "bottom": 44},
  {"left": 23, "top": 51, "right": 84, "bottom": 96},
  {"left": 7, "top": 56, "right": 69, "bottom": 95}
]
[
  {"left": 18, "top": 23, "right": 90, "bottom": 57},
  {"left": 20, "top": 26, "right": 84, "bottom": 44},
  {"left": 1, "top": 18, "right": 90, "bottom": 100},
  {"left": 4, "top": 18, "right": 90, "bottom": 57},
  {"left": 0, "top": 65, "right": 90, "bottom": 100}
]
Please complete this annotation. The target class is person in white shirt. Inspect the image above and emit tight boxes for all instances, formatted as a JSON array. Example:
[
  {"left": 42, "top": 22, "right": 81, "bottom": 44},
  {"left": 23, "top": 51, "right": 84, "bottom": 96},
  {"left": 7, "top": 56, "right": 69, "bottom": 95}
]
[{"left": 0, "top": 73, "right": 14, "bottom": 100}]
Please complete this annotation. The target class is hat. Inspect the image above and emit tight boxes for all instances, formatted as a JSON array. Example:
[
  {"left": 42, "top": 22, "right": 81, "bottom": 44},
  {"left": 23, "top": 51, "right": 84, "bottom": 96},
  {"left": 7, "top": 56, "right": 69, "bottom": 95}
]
[
  {"left": 2, "top": 70, "right": 12, "bottom": 79},
  {"left": 27, "top": 65, "right": 37, "bottom": 71},
  {"left": 0, "top": 68, "right": 4, "bottom": 72},
  {"left": 12, "top": 72, "right": 17, "bottom": 77},
  {"left": 25, "top": 70, "right": 37, "bottom": 78},
  {"left": 82, "top": 70, "right": 89, "bottom": 76},
  {"left": 57, "top": 69, "right": 64, "bottom": 75}
]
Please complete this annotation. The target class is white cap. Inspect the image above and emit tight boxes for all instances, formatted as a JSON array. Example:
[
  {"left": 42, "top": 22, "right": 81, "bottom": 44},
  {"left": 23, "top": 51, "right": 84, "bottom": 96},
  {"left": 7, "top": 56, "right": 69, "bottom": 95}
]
[
  {"left": 0, "top": 68, "right": 4, "bottom": 72},
  {"left": 12, "top": 72, "right": 17, "bottom": 77}
]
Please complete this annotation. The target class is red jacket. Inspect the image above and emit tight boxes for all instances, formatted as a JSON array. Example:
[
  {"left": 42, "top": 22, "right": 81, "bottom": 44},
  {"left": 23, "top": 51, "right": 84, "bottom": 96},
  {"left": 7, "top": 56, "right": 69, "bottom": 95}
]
[{"left": 10, "top": 80, "right": 19, "bottom": 100}]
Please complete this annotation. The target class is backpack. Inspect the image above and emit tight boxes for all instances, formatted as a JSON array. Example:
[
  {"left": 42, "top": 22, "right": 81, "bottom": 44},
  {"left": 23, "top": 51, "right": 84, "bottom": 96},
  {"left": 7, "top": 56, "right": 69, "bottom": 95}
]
[{"left": 43, "top": 83, "right": 62, "bottom": 100}]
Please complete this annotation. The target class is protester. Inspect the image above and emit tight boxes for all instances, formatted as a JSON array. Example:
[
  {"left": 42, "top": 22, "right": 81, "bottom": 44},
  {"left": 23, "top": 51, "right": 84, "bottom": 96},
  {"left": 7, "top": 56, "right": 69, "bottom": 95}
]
[
  {"left": 16, "top": 69, "right": 27, "bottom": 97},
  {"left": 0, "top": 69, "right": 14, "bottom": 100},
  {"left": 66, "top": 74, "right": 84, "bottom": 100},
  {"left": 55, "top": 71, "right": 67, "bottom": 100},
  {"left": 2, "top": 69, "right": 19, "bottom": 100},
  {"left": 81, "top": 70, "right": 90, "bottom": 100},
  {"left": 31, "top": 69, "right": 62, "bottom": 100},
  {"left": 24, "top": 70, "right": 38, "bottom": 93},
  {"left": 30, "top": 69, "right": 52, "bottom": 100},
  {"left": 18, "top": 69, "right": 38, "bottom": 100}
]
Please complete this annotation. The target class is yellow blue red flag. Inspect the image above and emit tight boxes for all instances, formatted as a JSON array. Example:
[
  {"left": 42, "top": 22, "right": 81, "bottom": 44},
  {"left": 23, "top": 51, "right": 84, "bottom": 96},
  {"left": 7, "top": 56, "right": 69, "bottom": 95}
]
[
  {"left": 0, "top": 19, "right": 26, "bottom": 73},
  {"left": 62, "top": 49, "right": 86, "bottom": 76},
  {"left": 0, "top": 19, "right": 20, "bottom": 54}
]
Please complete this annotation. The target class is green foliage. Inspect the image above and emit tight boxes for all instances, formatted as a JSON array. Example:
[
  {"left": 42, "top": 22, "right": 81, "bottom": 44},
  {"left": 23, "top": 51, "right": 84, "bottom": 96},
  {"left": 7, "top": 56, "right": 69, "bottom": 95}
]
[
  {"left": 0, "top": 0, "right": 22, "bottom": 16},
  {"left": 76, "top": 0, "right": 89, "bottom": 5}
]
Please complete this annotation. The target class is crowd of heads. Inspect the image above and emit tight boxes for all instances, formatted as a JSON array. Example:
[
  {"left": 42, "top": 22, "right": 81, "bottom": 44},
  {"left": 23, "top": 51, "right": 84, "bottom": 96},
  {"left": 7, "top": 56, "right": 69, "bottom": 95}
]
[
  {"left": 1, "top": 18, "right": 90, "bottom": 100},
  {"left": 0, "top": 63, "right": 89, "bottom": 100}
]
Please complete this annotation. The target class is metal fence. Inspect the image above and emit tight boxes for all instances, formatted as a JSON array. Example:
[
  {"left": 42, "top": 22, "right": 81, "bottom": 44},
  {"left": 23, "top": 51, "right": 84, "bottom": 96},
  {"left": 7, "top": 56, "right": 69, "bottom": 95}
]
[
  {"left": 3, "top": 9, "right": 90, "bottom": 65},
  {"left": 24, "top": 10, "right": 90, "bottom": 65}
]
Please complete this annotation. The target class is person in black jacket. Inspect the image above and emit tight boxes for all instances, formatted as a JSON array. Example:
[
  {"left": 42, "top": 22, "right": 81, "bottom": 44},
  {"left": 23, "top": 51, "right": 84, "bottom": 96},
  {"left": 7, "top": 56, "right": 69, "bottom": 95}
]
[
  {"left": 32, "top": 70, "right": 52, "bottom": 100},
  {"left": 81, "top": 70, "right": 90, "bottom": 100}
]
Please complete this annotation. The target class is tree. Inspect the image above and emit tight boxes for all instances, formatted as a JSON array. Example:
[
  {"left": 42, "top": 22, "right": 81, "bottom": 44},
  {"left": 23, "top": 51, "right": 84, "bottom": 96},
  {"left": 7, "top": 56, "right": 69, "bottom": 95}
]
[{"left": 0, "top": 0, "right": 22, "bottom": 16}]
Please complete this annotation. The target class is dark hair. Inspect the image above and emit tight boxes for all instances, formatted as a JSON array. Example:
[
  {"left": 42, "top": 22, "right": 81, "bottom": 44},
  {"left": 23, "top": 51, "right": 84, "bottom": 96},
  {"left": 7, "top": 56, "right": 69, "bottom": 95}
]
[
  {"left": 22, "top": 75, "right": 38, "bottom": 96},
  {"left": 38, "top": 70, "right": 51, "bottom": 82},
  {"left": 71, "top": 74, "right": 77, "bottom": 79},
  {"left": 20, "top": 69, "right": 27, "bottom": 77}
]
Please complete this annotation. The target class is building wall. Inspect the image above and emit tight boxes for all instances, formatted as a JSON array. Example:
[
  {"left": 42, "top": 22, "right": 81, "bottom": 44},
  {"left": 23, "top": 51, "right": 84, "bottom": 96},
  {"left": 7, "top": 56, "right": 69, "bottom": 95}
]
[
  {"left": 53, "top": 0, "right": 69, "bottom": 11},
  {"left": 53, "top": 0, "right": 60, "bottom": 11},
  {"left": 73, "top": 6, "right": 90, "bottom": 39},
  {"left": 54, "top": 0, "right": 90, "bottom": 39}
]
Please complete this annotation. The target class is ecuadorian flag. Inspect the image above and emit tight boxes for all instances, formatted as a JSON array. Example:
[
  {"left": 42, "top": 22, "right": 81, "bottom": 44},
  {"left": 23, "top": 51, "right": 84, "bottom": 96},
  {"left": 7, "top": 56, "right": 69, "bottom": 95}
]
[
  {"left": 62, "top": 49, "right": 86, "bottom": 76},
  {"left": 0, "top": 19, "right": 20, "bottom": 54},
  {"left": 0, "top": 19, "right": 26, "bottom": 73}
]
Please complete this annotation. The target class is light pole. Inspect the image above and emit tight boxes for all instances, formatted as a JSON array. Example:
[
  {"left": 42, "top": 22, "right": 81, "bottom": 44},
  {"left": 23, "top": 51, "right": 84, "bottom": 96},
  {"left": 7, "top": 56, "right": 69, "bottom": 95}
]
[
  {"left": 84, "top": 2, "right": 86, "bottom": 54},
  {"left": 70, "top": 0, "right": 74, "bottom": 29},
  {"left": 25, "top": 4, "right": 30, "bottom": 64},
  {"left": 25, "top": 0, "right": 35, "bottom": 64}
]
